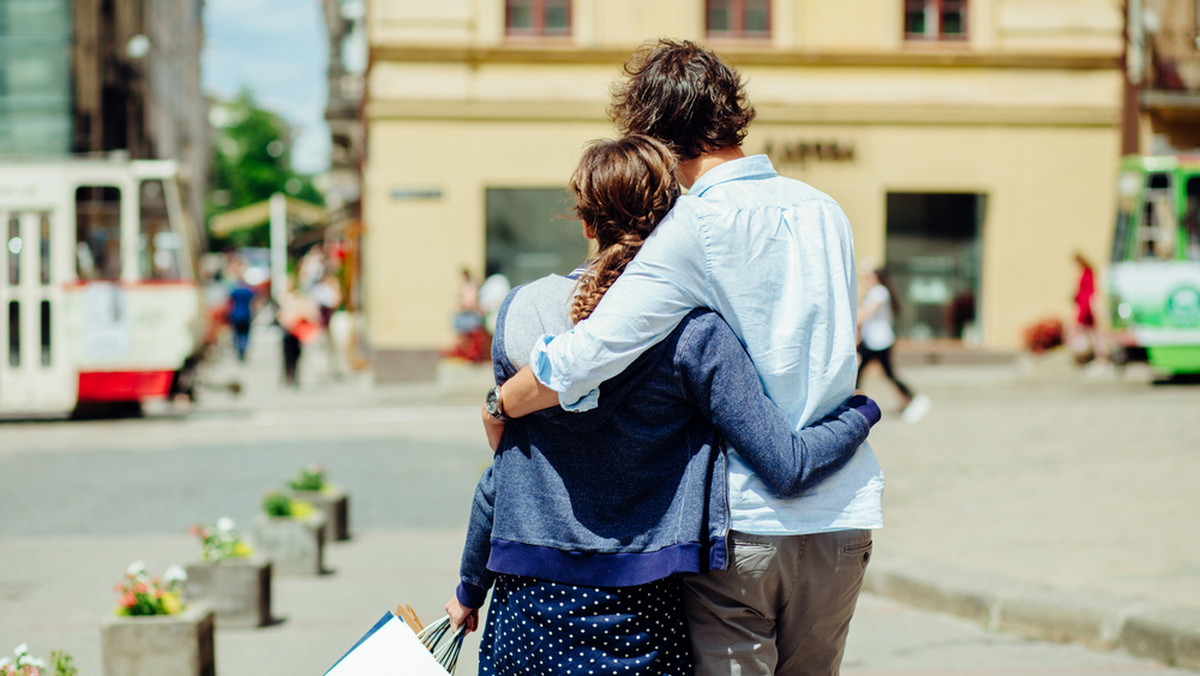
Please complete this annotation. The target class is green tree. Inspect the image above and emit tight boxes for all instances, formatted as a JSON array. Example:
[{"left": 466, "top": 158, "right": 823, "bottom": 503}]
[{"left": 207, "top": 89, "right": 324, "bottom": 249}]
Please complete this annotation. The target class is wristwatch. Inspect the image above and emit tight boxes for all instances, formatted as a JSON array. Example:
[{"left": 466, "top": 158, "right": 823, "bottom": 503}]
[{"left": 485, "top": 385, "right": 512, "bottom": 422}]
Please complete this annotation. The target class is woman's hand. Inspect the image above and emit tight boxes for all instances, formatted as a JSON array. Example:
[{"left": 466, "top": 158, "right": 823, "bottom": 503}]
[
  {"left": 445, "top": 596, "right": 479, "bottom": 634},
  {"left": 482, "top": 404, "right": 506, "bottom": 451}
]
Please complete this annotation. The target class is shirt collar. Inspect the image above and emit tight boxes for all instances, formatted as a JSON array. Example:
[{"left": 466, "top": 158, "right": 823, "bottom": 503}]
[{"left": 687, "top": 154, "right": 778, "bottom": 197}]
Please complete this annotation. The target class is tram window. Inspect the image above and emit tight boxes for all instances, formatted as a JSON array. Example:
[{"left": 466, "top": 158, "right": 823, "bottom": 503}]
[
  {"left": 75, "top": 187, "right": 122, "bottom": 280},
  {"left": 1112, "top": 209, "right": 1131, "bottom": 263},
  {"left": 7, "top": 301, "right": 18, "bottom": 367},
  {"left": 40, "top": 214, "right": 51, "bottom": 285},
  {"left": 1187, "top": 177, "right": 1200, "bottom": 261},
  {"left": 138, "top": 180, "right": 181, "bottom": 280},
  {"left": 1138, "top": 173, "right": 1177, "bottom": 261},
  {"left": 40, "top": 300, "right": 50, "bottom": 367},
  {"left": 7, "top": 215, "right": 19, "bottom": 286}
]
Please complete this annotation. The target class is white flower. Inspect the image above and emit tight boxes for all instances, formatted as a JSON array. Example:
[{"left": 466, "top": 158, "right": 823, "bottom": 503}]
[
  {"left": 216, "top": 517, "right": 236, "bottom": 534},
  {"left": 13, "top": 644, "right": 27, "bottom": 657},
  {"left": 0, "top": 656, "right": 11, "bottom": 668},
  {"left": 165, "top": 565, "right": 188, "bottom": 585},
  {"left": 126, "top": 560, "right": 146, "bottom": 576},
  {"left": 27, "top": 657, "right": 45, "bottom": 668}
]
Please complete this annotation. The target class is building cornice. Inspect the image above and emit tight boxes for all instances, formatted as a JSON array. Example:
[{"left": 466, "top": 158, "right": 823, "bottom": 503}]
[
  {"left": 366, "top": 100, "right": 1118, "bottom": 128},
  {"left": 368, "top": 44, "right": 1119, "bottom": 71}
]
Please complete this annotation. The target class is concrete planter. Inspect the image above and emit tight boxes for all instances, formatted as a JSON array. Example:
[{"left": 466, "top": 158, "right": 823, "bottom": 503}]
[
  {"left": 185, "top": 557, "right": 272, "bottom": 628},
  {"left": 289, "top": 486, "right": 349, "bottom": 542},
  {"left": 252, "top": 513, "right": 327, "bottom": 575},
  {"left": 101, "top": 601, "right": 215, "bottom": 676}
]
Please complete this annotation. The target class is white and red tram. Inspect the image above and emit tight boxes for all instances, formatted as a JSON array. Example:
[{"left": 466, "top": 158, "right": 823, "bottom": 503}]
[{"left": 0, "top": 157, "right": 205, "bottom": 415}]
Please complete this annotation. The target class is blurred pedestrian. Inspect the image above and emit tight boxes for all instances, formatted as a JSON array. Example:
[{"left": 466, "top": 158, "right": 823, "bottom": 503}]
[
  {"left": 857, "top": 266, "right": 930, "bottom": 423},
  {"left": 477, "top": 260, "right": 511, "bottom": 335},
  {"left": 1070, "top": 252, "right": 1101, "bottom": 364},
  {"left": 276, "top": 279, "right": 321, "bottom": 388},
  {"left": 441, "top": 267, "right": 488, "bottom": 362},
  {"left": 298, "top": 243, "right": 326, "bottom": 292},
  {"left": 312, "top": 272, "right": 343, "bottom": 377},
  {"left": 228, "top": 270, "right": 256, "bottom": 363}
]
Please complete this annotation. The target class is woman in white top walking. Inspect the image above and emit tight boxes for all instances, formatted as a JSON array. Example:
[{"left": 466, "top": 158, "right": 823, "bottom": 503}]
[{"left": 857, "top": 267, "right": 930, "bottom": 423}]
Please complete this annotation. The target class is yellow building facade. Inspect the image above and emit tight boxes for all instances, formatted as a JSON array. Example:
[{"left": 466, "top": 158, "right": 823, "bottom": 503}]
[{"left": 365, "top": 0, "right": 1124, "bottom": 380}]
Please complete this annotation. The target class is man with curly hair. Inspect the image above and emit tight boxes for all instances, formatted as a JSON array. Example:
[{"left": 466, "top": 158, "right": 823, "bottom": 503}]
[{"left": 484, "top": 39, "right": 882, "bottom": 675}]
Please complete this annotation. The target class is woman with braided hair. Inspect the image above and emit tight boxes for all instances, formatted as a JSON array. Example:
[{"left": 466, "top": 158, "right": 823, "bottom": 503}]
[{"left": 445, "top": 135, "right": 881, "bottom": 675}]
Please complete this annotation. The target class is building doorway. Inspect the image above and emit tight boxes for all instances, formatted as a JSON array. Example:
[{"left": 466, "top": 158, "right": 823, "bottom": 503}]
[
  {"left": 485, "top": 188, "right": 588, "bottom": 286},
  {"left": 884, "top": 192, "right": 984, "bottom": 343}
]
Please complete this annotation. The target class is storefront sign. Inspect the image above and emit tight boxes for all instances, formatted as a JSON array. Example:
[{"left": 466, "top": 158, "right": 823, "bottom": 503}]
[
  {"left": 765, "top": 140, "right": 856, "bottom": 167},
  {"left": 390, "top": 187, "right": 444, "bottom": 201}
]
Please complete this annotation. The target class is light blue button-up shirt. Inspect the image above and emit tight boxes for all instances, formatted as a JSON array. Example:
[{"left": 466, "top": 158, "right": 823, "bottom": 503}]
[{"left": 531, "top": 155, "right": 883, "bottom": 535}]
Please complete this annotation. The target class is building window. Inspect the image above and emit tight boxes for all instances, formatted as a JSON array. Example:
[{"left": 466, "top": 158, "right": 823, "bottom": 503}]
[
  {"left": 506, "top": 0, "right": 571, "bottom": 37},
  {"left": 905, "top": 0, "right": 967, "bottom": 41},
  {"left": 707, "top": 0, "right": 770, "bottom": 39},
  {"left": 885, "top": 192, "right": 984, "bottom": 342}
]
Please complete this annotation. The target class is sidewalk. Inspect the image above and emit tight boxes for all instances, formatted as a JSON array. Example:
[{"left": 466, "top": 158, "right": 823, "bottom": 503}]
[
  {"left": 855, "top": 353, "right": 1200, "bottom": 668},
  {"left": 197, "top": 332, "right": 1200, "bottom": 668},
  {"left": 3, "top": 331, "right": 1198, "bottom": 673}
]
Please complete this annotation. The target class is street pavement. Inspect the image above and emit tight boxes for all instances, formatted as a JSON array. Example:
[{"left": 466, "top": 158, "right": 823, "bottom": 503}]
[{"left": 1, "top": 326, "right": 1198, "bottom": 674}]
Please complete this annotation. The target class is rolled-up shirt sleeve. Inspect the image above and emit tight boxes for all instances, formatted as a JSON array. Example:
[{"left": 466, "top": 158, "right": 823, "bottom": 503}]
[{"left": 530, "top": 208, "right": 709, "bottom": 410}]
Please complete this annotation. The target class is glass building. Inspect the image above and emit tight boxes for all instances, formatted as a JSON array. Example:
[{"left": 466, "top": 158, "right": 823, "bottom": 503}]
[{"left": 0, "top": 0, "right": 72, "bottom": 156}]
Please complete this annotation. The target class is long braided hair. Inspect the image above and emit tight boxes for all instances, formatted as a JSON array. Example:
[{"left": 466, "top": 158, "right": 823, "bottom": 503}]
[{"left": 568, "top": 135, "right": 681, "bottom": 324}]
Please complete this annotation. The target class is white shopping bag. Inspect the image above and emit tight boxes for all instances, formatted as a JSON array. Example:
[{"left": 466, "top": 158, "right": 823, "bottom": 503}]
[{"left": 323, "top": 611, "right": 450, "bottom": 676}]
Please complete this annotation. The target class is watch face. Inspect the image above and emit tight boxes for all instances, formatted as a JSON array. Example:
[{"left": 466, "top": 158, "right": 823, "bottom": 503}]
[{"left": 485, "top": 387, "right": 500, "bottom": 415}]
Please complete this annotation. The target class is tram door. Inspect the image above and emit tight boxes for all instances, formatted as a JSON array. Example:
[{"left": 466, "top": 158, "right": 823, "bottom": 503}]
[{"left": 0, "top": 207, "right": 72, "bottom": 412}]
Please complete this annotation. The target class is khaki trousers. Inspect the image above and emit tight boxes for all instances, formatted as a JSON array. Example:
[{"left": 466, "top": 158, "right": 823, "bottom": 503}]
[{"left": 681, "top": 529, "right": 873, "bottom": 676}]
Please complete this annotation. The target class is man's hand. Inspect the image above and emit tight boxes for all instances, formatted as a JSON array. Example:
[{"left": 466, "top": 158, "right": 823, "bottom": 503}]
[
  {"left": 445, "top": 596, "right": 479, "bottom": 634},
  {"left": 482, "top": 404, "right": 506, "bottom": 451}
]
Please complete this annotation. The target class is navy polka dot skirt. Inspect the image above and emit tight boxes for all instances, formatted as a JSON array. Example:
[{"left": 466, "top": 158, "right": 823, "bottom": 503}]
[{"left": 477, "top": 573, "right": 693, "bottom": 676}]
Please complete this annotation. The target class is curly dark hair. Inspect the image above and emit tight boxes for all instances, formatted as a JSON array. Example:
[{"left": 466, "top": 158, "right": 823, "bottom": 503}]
[
  {"left": 608, "top": 39, "right": 756, "bottom": 160},
  {"left": 568, "top": 135, "right": 680, "bottom": 324}
]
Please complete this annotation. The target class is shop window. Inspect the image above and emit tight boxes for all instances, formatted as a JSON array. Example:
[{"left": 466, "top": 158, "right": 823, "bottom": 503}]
[
  {"left": 138, "top": 180, "right": 182, "bottom": 280},
  {"left": 75, "top": 186, "right": 122, "bottom": 280},
  {"left": 485, "top": 188, "right": 586, "bottom": 287},
  {"left": 707, "top": 0, "right": 770, "bottom": 39},
  {"left": 1137, "top": 172, "right": 1177, "bottom": 261},
  {"left": 885, "top": 192, "right": 984, "bottom": 342},
  {"left": 506, "top": 0, "right": 571, "bottom": 37},
  {"left": 905, "top": 0, "right": 967, "bottom": 41}
]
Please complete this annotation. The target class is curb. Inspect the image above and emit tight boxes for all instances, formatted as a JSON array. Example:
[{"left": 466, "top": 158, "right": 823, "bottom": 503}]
[{"left": 863, "top": 557, "right": 1200, "bottom": 669}]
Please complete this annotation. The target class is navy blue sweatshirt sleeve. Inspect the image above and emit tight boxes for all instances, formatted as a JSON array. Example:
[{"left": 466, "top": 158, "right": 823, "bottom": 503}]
[
  {"left": 457, "top": 465, "right": 497, "bottom": 609},
  {"left": 675, "top": 312, "right": 879, "bottom": 499}
]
